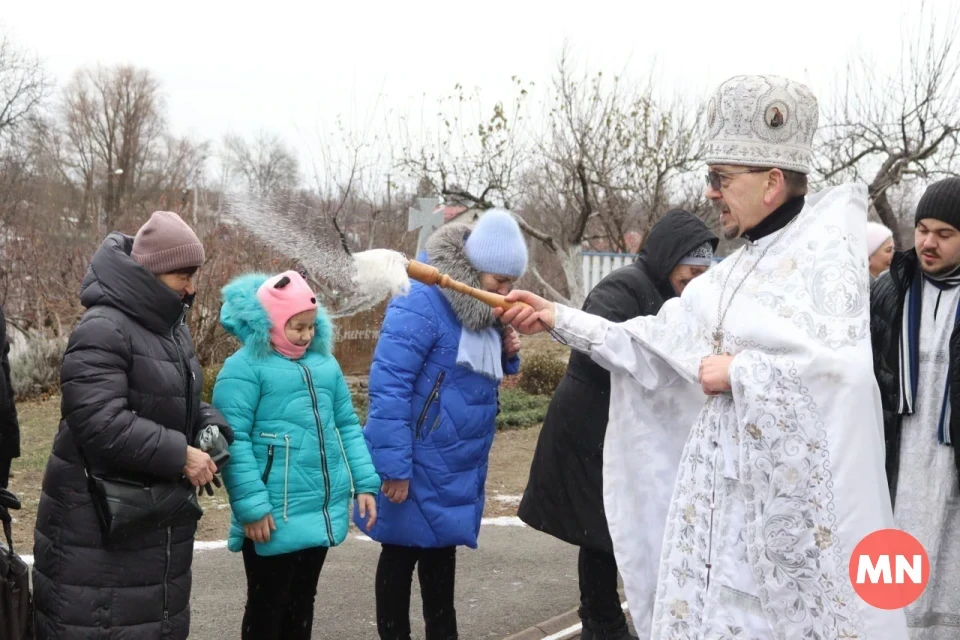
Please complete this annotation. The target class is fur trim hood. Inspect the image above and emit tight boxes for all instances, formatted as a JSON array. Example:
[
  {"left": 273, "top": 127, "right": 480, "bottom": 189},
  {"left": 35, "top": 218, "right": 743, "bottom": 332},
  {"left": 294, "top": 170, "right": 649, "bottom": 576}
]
[
  {"left": 219, "top": 273, "right": 334, "bottom": 358},
  {"left": 424, "top": 223, "right": 497, "bottom": 331}
]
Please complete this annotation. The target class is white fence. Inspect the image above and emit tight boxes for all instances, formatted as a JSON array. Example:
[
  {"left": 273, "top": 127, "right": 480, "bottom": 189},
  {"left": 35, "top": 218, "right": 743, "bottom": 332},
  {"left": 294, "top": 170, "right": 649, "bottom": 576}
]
[
  {"left": 581, "top": 251, "right": 724, "bottom": 294},
  {"left": 581, "top": 252, "right": 637, "bottom": 294}
]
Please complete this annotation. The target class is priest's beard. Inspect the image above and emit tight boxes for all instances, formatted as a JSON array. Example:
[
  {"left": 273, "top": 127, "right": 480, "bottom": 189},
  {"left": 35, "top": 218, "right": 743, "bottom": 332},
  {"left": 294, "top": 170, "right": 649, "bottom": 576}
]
[{"left": 714, "top": 202, "right": 740, "bottom": 239}]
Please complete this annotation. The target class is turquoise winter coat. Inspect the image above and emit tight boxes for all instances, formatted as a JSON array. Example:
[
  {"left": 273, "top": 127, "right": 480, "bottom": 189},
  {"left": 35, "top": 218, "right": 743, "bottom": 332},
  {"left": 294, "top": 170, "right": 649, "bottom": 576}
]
[{"left": 213, "top": 274, "right": 380, "bottom": 556}]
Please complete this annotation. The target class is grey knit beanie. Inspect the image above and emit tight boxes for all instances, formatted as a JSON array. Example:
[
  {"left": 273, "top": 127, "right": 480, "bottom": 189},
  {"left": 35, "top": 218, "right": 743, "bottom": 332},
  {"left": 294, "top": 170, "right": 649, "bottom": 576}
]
[
  {"left": 131, "top": 211, "right": 206, "bottom": 274},
  {"left": 915, "top": 177, "right": 960, "bottom": 231}
]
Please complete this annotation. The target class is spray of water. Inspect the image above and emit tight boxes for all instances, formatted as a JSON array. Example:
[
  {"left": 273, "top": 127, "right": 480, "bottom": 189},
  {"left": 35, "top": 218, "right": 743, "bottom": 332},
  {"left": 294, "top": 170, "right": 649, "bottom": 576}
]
[{"left": 221, "top": 190, "right": 412, "bottom": 317}]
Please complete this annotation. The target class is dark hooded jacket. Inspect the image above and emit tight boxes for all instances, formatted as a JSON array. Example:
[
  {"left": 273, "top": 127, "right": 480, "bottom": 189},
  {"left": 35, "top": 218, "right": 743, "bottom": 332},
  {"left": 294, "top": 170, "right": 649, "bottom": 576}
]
[
  {"left": 33, "top": 233, "right": 228, "bottom": 640},
  {"left": 0, "top": 301, "right": 20, "bottom": 485},
  {"left": 517, "top": 210, "right": 718, "bottom": 552}
]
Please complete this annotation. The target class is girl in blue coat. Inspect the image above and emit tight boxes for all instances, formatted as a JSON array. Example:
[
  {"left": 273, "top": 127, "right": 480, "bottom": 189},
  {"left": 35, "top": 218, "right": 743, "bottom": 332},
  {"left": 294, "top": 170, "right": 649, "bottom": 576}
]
[
  {"left": 358, "top": 209, "right": 527, "bottom": 640},
  {"left": 213, "top": 270, "right": 380, "bottom": 640}
]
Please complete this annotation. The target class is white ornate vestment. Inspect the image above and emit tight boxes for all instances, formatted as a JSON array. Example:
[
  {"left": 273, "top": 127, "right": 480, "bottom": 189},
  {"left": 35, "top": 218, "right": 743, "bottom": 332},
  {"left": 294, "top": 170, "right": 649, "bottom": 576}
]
[{"left": 554, "top": 184, "right": 909, "bottom": 639}]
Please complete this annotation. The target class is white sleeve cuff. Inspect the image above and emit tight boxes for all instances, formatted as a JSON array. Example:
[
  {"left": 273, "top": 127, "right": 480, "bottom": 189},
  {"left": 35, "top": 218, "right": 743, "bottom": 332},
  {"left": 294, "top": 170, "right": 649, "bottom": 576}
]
[{"left": 553, "top": 303, "right": 610, "bottom": 353}]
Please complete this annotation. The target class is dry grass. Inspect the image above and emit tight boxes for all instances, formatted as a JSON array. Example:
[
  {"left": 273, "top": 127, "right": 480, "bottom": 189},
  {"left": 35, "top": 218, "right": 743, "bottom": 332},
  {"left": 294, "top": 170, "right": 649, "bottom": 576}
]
[{"left": 483, "top": 425, "right": 542, "bottom": 518}]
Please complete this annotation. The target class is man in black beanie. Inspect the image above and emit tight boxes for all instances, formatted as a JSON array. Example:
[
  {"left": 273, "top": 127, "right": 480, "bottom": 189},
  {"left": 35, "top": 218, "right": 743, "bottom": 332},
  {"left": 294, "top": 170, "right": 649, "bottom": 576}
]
[{"left": 870, "top": 176, "right": 960, "bottom": 635}]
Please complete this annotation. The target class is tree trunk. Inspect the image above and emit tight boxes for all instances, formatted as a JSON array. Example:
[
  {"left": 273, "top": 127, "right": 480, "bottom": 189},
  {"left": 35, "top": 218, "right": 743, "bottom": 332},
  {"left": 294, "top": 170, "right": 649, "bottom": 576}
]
[
  {"left": 868, "top": 179, "right": 901, "bottom": 241},
  {"left": 557, "top": 245, "right": 585, "bottom": 308}
]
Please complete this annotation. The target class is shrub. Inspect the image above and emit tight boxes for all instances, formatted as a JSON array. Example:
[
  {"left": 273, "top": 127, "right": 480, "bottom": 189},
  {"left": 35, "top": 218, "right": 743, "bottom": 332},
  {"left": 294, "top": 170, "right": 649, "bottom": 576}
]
[
  {"left": 351, "top": 390, "right": 369, "bottom": 425},
  {"left": 497, "top": 388, "right": 550, "bottom": 430},
  {"left": 201, "top": 363, "right": 223, "bottom": 404},
  {"left": 518, "top": 351, "right": 566, "bottom": 396},
  {"left": 10, "top": 336, "right": 68, "bottom": 399}
]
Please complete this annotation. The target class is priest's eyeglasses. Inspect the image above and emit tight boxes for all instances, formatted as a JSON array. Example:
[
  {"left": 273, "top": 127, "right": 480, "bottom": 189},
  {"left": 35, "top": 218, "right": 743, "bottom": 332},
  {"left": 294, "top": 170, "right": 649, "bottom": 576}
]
[{"left": 705, "top": 168, "right": 770, "bottom": 191}]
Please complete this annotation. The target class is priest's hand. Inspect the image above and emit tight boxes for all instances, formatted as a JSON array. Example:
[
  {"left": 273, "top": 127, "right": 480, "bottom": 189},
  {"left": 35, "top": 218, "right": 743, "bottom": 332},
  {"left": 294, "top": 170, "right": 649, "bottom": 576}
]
[
  {"left": 699, "top": 355, "right": 734, "bottom": 395},
  {"left": 494, "top": 290, "right": 556, "bottom": 335}
]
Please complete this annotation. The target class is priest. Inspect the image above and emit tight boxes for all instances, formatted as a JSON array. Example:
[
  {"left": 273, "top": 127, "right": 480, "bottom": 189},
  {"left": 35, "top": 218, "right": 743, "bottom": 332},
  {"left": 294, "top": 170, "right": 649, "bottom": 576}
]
[{"left": 496, "top": 75, "right": 908, "bottom": 639}]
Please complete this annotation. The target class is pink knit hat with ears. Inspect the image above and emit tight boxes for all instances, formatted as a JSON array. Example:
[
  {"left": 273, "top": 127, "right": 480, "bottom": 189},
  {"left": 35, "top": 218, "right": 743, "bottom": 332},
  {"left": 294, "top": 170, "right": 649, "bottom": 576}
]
[{"left": 256, "top": 271, "right": 318, "bottom": 359}]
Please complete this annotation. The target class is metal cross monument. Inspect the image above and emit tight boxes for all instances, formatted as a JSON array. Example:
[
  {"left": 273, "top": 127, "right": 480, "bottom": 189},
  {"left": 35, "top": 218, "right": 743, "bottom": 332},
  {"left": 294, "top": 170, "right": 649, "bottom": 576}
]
[{"left": 408, "top": 197, "right": 443, "bottom": 256}]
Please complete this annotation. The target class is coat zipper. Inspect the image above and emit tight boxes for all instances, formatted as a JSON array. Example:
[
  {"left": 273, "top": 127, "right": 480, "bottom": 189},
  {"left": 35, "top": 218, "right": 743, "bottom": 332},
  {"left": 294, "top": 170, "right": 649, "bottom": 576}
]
[
  {"left": 416, "top": 371, "right": 445, "bottom": 439},
  {"left": 162, "top": 526, "right": 172, "bottom": 620},
  {"left": 261, "top": 445, "right": 275, "bottom": 483},
  {"left": 297, "top": 363, "right": 335, "bottom": 541},
  {"left": 334, "top": 430, "right": 355, "bottom": 498},
  {"left": 170, "top": 312, "right": 193, "bottom": 439},
  {"left": 163, "top": 312, "right": 187, "bottom": 625},
  {"left": 283, "top": 435, "right": 290, "bottom": 522}
]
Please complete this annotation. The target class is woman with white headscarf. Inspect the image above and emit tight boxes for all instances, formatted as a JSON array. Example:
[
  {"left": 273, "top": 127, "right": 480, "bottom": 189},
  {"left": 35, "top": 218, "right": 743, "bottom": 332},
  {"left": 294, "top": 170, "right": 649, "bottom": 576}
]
[{"left": 867, "top": 221, "right": 894, "bottom": 280}]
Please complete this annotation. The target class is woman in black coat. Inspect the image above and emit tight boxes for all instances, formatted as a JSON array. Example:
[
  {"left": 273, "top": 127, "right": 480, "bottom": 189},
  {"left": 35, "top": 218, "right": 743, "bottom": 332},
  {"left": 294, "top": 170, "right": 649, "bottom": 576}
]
[
  {"left": 517, "top": 209, "right": 718, "bottom": 640},
  {"left": 33, "top": 211, "right": 232, "bottom": 640}
]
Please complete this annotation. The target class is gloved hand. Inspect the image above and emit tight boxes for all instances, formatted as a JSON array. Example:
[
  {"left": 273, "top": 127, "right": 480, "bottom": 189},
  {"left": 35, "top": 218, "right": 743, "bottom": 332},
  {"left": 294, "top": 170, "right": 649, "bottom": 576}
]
[{"left": 194, "top": 425, "right": 231, "bottom": 497}]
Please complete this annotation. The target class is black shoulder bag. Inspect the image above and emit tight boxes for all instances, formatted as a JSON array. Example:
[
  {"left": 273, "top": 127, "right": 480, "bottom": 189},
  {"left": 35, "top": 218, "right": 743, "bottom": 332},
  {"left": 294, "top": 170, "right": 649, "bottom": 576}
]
[
  {"left": 0, "top": 489, "right": 32, "bottom": 640},
  {"left": 77, "top": 443, "right": 203, "bottom": 544}
]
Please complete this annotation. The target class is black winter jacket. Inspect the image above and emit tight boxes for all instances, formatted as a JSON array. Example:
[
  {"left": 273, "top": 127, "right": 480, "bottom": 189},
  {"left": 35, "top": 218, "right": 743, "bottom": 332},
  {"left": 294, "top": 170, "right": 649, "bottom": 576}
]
[
  {"left": 0, "top": 302, "right": 20, "bottom": 471},
  {"left": 517, "top": 210, "right": 718, "bottom": 552},
  {"left": 33, "top": 233, "right": 227, "bottom": 640},
  {"left": 870, "top": 249, "right": 960, "bottom": 507}
]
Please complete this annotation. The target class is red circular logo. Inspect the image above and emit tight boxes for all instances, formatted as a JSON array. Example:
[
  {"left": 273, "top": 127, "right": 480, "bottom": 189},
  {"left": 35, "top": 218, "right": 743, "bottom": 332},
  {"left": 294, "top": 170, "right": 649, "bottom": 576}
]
[{"left": 848, "top": 529, "right": 928, "bottom": 609}]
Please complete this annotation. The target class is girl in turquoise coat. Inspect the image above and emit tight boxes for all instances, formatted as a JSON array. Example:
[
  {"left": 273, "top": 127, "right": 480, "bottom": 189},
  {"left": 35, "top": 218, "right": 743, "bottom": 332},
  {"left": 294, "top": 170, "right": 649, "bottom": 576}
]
[{"left": 213, "top": 270, "right": 380, "bottom": 640}]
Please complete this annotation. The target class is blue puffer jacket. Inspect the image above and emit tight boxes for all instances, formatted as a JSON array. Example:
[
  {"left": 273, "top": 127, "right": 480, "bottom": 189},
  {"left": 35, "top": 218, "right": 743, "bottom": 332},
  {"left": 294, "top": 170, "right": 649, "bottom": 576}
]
[
  {"left": 213, "top": 274, "right": 380, "bottom": 556},
  {"left": 355, "top": 224, "right": 520, "bottom": 548}
]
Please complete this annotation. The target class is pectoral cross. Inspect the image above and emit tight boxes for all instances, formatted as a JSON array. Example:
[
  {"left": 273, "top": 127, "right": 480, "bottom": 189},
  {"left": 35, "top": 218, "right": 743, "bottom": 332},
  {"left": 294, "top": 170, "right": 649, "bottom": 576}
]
[{"left": 712, "top": 328, "right": 724, "bottom": 355}]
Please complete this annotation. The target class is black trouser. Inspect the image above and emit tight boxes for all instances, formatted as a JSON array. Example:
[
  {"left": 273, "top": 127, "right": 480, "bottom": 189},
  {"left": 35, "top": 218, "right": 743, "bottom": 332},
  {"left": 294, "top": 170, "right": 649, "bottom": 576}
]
[
  {"left": 375, "top": 543, "right": 458, "bottom": 640},
  {"left": 579, "top": 546, "right": 628, "bottom": 636},
  {"left": 240, "top": 538, "right": 329, "bottom": 640},
  {"left": 0, "top": 456, "right": 10, "bottom": 489}
]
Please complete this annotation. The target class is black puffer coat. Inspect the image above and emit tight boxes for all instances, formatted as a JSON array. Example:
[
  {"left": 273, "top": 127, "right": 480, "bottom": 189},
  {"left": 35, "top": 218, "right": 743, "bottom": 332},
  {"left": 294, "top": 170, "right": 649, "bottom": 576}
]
[
  {"left": 517, "top": 210, "right": 718, "bottom": 552},
  {"left": 870, "top": 248, "right": 960, "bottom": 507},
  {"left": 0, "top": 301, "right": 21, "bottom": 481},
  {"left": 33, "top": 233, "right": 226, "bottom": 640}
]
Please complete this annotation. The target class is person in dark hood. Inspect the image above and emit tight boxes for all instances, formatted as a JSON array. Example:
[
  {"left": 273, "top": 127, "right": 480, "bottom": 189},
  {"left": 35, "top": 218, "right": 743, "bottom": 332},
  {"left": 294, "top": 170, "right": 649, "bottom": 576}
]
[
  {"left": 517, "top": 209, "right": 718, "bottom": 640},
  {"left": 33, "top": 211, "right": 233, "bottom": 640}
]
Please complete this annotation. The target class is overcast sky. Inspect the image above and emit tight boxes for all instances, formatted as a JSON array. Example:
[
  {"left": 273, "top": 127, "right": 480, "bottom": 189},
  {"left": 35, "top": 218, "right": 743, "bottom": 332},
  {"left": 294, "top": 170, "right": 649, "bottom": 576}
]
[{"left": 1, "top": 0, "right": 944, "bottom": 174}]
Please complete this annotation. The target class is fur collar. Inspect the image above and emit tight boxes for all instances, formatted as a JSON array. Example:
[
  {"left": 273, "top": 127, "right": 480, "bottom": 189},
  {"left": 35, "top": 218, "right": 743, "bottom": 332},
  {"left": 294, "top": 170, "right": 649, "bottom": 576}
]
[
  {"left": 219, "top": 273, "right": 333, "bottom": 359},
  {"left": 424, "top": 223, "right": 497, "bottom": 331}
]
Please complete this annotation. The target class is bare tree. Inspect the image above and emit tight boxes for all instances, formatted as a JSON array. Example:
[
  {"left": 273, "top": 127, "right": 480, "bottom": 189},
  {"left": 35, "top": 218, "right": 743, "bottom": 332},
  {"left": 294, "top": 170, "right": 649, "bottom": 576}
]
[
  {"left": 0, "top": 30, "right": 50, "bottom": 139},
  {"left": 516, "top": 52, "right": 703, "bottom": 304},
  {"left": 816, "top": 3, "right": 960, "bottom": 235},
  {"left": 144, "top": 135, "right": 209, "bottom": 222},
  {"left": 60, "top": 65, "right": 165, "bottom": 229},
  {"left": 222, "top": 130, "right": 299, "bottom": 196},
  {"left": 306, "top": 102, "right": 408, "bottom": 258},
  {"left": 399, "top": 51, "right": 702, "bottom": 306},
  {"left": 397, "top": 76, "right": 533, "bottom": 213}
]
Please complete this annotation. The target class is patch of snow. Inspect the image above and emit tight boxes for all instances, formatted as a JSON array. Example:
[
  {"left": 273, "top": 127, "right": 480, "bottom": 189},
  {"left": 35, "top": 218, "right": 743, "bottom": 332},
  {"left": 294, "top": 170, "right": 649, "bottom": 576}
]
[
  {"left": 21, "top": 538, "right": 231, "bottom": 567},
  {"left": 194, "top": 540, "right": 229, "bottom": 551},
  {"left": 480, "top": 516, "right": 526, "bottom": 527}
]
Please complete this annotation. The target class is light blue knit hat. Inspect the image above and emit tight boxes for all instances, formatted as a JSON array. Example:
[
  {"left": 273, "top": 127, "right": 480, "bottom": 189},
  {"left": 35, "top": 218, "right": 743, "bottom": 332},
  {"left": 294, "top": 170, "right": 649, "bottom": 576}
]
[{"left": 464, "top": 208, "right": 528, "bottom": 278}]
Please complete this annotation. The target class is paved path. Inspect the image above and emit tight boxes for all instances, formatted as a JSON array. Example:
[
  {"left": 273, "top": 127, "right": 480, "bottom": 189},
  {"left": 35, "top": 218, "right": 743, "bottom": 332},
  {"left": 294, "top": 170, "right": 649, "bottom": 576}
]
[{"left": 189, "top": 521, "right": 581, "bottom": 639}]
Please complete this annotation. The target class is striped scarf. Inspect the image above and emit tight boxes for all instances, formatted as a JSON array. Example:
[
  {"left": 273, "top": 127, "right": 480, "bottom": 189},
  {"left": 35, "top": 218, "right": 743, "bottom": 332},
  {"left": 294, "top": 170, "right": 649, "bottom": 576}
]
[{"left": 898, "top": 263, "right": 960, "bottom": 444}]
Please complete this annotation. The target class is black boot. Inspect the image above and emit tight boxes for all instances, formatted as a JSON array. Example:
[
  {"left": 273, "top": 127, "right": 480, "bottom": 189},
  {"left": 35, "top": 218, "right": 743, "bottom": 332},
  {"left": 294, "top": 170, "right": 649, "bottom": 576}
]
[{"left": 580, "top": 619, "right": 638, "bottom": 640}]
